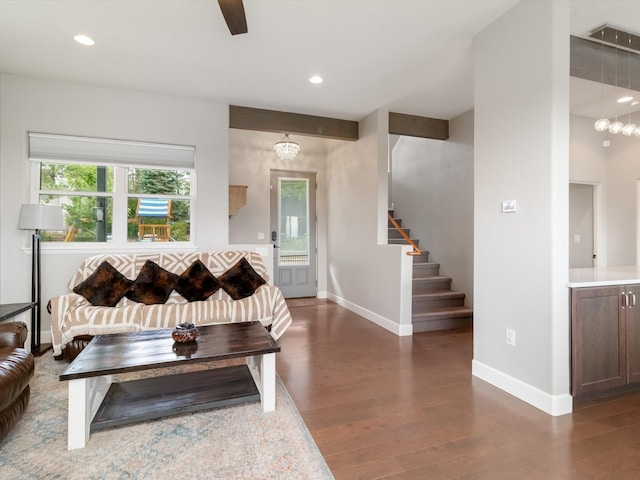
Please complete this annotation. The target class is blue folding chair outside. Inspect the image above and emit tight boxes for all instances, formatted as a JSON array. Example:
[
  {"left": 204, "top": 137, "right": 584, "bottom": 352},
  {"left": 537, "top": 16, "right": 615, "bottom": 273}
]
[{"left": 136, "top": 198, "right": 172, "bottom": 241}]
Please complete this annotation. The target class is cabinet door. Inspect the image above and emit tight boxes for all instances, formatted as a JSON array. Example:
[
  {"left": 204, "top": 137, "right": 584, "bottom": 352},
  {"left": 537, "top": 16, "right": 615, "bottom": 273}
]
[
  {"left": 626, "top": 285, "right": 640, "bottom": 384},
  {"left": 571, "top": 286, "right": 626, "bottom": 395}
]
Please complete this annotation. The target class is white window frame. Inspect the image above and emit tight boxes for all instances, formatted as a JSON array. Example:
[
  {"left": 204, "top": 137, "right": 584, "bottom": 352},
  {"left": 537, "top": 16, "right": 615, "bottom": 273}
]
[{"left": 29, "top": 133, "right": 196, "bottom": 252}]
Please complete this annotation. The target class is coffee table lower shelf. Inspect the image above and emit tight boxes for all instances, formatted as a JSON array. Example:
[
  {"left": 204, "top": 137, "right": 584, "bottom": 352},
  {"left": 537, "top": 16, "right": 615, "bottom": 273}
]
[{"left": 92, "top": 365, "right": 260, "bottom": 432}]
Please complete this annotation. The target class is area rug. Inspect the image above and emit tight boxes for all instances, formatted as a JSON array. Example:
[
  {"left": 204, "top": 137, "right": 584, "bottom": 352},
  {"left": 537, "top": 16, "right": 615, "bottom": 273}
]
[{"left": 0, "top": 354, "right": 334, "bottom": 480}]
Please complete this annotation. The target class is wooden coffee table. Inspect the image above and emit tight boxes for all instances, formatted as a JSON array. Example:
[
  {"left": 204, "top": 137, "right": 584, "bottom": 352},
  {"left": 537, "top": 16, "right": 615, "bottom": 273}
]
[{"left": 60, "top": 321, "right": 280, "bottom": 450}]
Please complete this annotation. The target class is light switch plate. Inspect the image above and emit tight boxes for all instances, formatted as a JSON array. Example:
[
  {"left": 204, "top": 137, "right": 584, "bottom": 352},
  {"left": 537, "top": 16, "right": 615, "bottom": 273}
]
[{"left": 502, "top": 200, "right": 517, "bottom": 213}]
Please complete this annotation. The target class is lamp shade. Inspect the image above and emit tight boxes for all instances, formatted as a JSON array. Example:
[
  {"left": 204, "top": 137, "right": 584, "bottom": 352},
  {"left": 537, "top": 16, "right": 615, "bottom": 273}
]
[{"left": 18, "top": 204, "right": 64, "bottom": 231}]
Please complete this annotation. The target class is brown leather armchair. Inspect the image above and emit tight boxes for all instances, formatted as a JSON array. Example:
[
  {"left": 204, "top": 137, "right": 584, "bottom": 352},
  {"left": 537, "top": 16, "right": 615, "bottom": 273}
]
[{"left": 0, "top": 322, "right": 34, "bottom": 442}]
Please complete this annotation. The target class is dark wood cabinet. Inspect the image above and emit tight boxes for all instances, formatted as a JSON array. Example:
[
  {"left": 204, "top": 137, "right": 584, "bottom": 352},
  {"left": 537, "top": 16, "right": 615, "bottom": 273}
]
[
  {"left": 571, "top": 284, "right": 640, "bottom": 398},
  {"left": 626, "top": 285, "right": 640, "bottom": 384}
]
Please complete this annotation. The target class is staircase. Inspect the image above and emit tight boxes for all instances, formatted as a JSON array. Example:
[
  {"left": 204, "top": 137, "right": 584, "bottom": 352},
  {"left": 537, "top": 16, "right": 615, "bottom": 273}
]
[{"left": 388, "top": 211, "right": 473, "bottom": 332}]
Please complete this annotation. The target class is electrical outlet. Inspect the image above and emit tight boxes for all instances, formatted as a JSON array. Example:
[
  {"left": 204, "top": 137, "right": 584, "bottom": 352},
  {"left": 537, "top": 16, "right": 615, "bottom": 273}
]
[
  {"left": 257, "top": 232, "right": 265, "bottom": 240},
  {"left": 505, "top": 328, "right": 516, "bottom": 346}
]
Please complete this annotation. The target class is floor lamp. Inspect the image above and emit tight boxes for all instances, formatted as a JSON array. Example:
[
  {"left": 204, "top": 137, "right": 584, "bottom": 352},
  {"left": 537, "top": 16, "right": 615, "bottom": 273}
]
[{"left": 18, "top": 204, "right": 64, "bottom": 354}]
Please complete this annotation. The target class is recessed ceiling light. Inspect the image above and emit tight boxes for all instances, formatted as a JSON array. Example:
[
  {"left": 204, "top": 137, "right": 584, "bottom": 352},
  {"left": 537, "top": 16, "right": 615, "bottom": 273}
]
[
  {"left": 309, "top": 75, "right": 323, "bottom": 84},
  {"left": 74, "top": 34, "right": 95, "bottom": 46},
  {"left": 617, "top": 95, "right": 633, "bottom": 103},
  {"left": 632, "top": 101, "right": 640, "bottom": 106}
]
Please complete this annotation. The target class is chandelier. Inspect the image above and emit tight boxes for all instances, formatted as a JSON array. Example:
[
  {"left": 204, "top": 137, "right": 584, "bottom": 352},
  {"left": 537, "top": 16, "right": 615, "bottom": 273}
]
[
  {"left": 593, "top": 26, "right": 640, "bottom": 138},
  {"left": 274, "top": 133, "right": 300, "bottom": 160},
  {"left": 594, "top": 29, "right": 611, "bottom": 132}
]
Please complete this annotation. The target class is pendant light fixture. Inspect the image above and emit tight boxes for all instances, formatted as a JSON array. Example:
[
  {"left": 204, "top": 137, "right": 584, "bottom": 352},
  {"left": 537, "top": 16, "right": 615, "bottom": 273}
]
[
  {"left": 609, "top": 30, "right": 625, "bottom": 135},
  {"left": 591, "top": 25, "right": 640, "bottom": 140},
  {"left": 274, "top": 133, "right": 300, "bottom": 161},
  {"left": 623, "top": 35, "right": 638, "bottom": 136},
  {"left": 594, "top": 28, "right": 611, "bottom": 132}
]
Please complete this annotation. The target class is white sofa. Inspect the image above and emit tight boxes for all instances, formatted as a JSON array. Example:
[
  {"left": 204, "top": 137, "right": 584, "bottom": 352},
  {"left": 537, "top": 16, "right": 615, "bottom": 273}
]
[{"left": 49, "top": 250, "right": 292, "bottom": 359}]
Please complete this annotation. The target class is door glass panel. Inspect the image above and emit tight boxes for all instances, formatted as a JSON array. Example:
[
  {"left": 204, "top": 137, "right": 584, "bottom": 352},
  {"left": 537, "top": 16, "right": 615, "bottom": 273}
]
[{"left": 278, "top": 178, "right": 309, "bottom": 266}]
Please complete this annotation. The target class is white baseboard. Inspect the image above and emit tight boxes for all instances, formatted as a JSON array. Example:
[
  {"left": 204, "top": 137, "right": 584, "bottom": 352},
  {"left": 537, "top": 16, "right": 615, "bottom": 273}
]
[
  {"left": 472, "top": 359, "right": 573, "bottom": 416},
  {"left": 327, "top": 292, "right": 412, "bottom": 336}
]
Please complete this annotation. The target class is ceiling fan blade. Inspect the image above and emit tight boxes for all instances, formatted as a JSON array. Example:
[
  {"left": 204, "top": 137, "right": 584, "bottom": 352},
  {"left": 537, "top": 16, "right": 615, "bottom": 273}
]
[{"left": 218, "top": 0, "right": 248, "bottom": 35}]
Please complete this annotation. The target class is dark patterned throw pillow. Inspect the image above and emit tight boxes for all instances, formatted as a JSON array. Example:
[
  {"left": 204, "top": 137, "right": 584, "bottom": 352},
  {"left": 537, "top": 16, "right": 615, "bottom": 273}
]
[
  {"left": 126, "top": 260, "right": 178, "bottom": 305},
  {"left": 218, "top": 257, "right": 266, "bottom": 300},
  {"left": 174, "top": 259, "right": 221, "bottom": 302},
  {"left": 73, "top": 261, "right": 133, "bottom": 307}
]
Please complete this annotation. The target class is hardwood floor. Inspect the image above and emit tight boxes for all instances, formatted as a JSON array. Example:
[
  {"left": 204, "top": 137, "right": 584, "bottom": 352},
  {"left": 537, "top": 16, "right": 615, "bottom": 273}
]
[{"left": 276, "top": 300, "right": 640, "bottom": 479}]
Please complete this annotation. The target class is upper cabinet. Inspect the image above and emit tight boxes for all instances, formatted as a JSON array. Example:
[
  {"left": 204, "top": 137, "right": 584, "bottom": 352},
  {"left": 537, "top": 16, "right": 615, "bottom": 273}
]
[{"left": 229, "top": 185, "right": 248, "bottom": 216}]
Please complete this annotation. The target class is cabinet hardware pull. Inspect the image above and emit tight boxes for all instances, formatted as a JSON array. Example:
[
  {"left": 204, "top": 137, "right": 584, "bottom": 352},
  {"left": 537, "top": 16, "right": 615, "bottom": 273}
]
[
  {"left": 631, "top": 292, "right": 637, "bottom": 307},
  {"left": 622, "top": 293, "right": 629, "bottom": 308}
]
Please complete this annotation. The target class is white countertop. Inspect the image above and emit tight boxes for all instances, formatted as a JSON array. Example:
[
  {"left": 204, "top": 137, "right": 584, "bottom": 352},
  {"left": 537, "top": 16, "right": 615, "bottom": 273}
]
[{"left": 568, "top": 266, "right": 640, "bottom": 287}]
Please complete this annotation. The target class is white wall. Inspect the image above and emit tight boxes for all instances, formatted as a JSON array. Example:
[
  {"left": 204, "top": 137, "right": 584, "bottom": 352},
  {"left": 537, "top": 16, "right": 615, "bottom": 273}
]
[
  {"left": 473, "top": 1, "right": 571, "bottom": 415},
  {"left": 228, "top": 129, "right": 341, "bottom": 295},
  {"left": 603, "top": 129, "right": 640, "bottom": 266},
  {"left": 570, "top": 114, "right": 607, "bottom": 265},
  {"left": 326, "top": 109, "right": 413, "bottom": 335},
  {"left": 569, "top": 113, "right": 640, "bottom": 267},
  {"left": 391, "top": 109, "right": 474, "bottom": 306},
  {"left": 0, "top": 74, "right": 229, "bottom": 340},
  {"left": 570, "top": 115, "right": 607, "bottom": 181}
]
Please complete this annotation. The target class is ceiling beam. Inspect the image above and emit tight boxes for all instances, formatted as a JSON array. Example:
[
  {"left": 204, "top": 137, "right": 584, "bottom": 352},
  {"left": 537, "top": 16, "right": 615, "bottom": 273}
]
[
  {"left": 388, "top": 112, "right": 449, "bottom": 140},
  {"left": 218, "top": 0, "right": 248, "bottom": 35},
  {"left": 229, "top": 105, "right": 359, "bottom": 141}
]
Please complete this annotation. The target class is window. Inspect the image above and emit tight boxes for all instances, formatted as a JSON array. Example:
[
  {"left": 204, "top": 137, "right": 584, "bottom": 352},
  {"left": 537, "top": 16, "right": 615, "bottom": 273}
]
[
  {"left": 278, "top": 178, "right": 310, "bottom": 266},
  {"left": 29, "top": 133, "right": 195, "bottom": 245}
]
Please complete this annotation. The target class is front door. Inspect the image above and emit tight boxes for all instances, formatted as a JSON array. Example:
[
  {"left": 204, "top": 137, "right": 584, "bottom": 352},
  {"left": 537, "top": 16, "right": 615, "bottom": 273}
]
[{"left": 270, "top": 170, "right": 317, "bottom": 298}]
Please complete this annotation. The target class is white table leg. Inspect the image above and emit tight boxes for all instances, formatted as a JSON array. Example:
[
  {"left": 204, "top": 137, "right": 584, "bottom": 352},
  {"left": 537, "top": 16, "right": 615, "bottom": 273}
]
[
  {"left": 247, "top": 355, "right": 257, "bottom": 369},
  {"left": 260, "top": 353, "right": 276, "bottom": 412},
  {"left": 247, "top": 353, "right": 276, "bottom": 412},
  {"left": 67, "top": 375, "right": 112, "bottom": 450}
]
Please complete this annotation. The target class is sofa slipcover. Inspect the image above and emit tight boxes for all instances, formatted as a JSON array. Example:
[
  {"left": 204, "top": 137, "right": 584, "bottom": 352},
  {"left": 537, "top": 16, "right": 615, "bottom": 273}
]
[{"left": 50, "top": 250, "right": 292, "bottom": 357}]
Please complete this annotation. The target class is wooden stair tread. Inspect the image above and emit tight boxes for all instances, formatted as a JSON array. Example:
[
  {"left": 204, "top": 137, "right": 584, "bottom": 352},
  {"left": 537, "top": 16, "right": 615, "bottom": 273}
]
[
  {"left": 413, "top": 264, "right": 438, "bottom": 271},
  {"left": 413, "top": 276, "right": 452, "bottom": 282},
  {"left": 412, "top": 315, "right": 472, "bottom": 333},
  {"left": 411, "top": 256, "right": 432, "bottom": 265},
  {"left": 388, "top": 229, "right": 410, "bottom": 238},
  {"left": 412, "top": 306, "right": 473, "bottom": 319},
  {"left": 413, "top": 291, "right": 465, "bottom": 299}
]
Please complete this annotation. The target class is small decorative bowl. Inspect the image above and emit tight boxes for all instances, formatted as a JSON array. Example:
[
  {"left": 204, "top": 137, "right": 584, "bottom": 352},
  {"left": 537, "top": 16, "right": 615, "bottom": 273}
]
[{"left": 172, "top": 322, "right": 199, "bottom": 343}]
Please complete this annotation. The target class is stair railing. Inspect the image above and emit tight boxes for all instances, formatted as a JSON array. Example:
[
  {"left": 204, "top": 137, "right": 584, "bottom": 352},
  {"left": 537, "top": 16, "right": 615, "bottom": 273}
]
[{"left": 388, "top": 213, "right": 421, "bottom": 256}]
